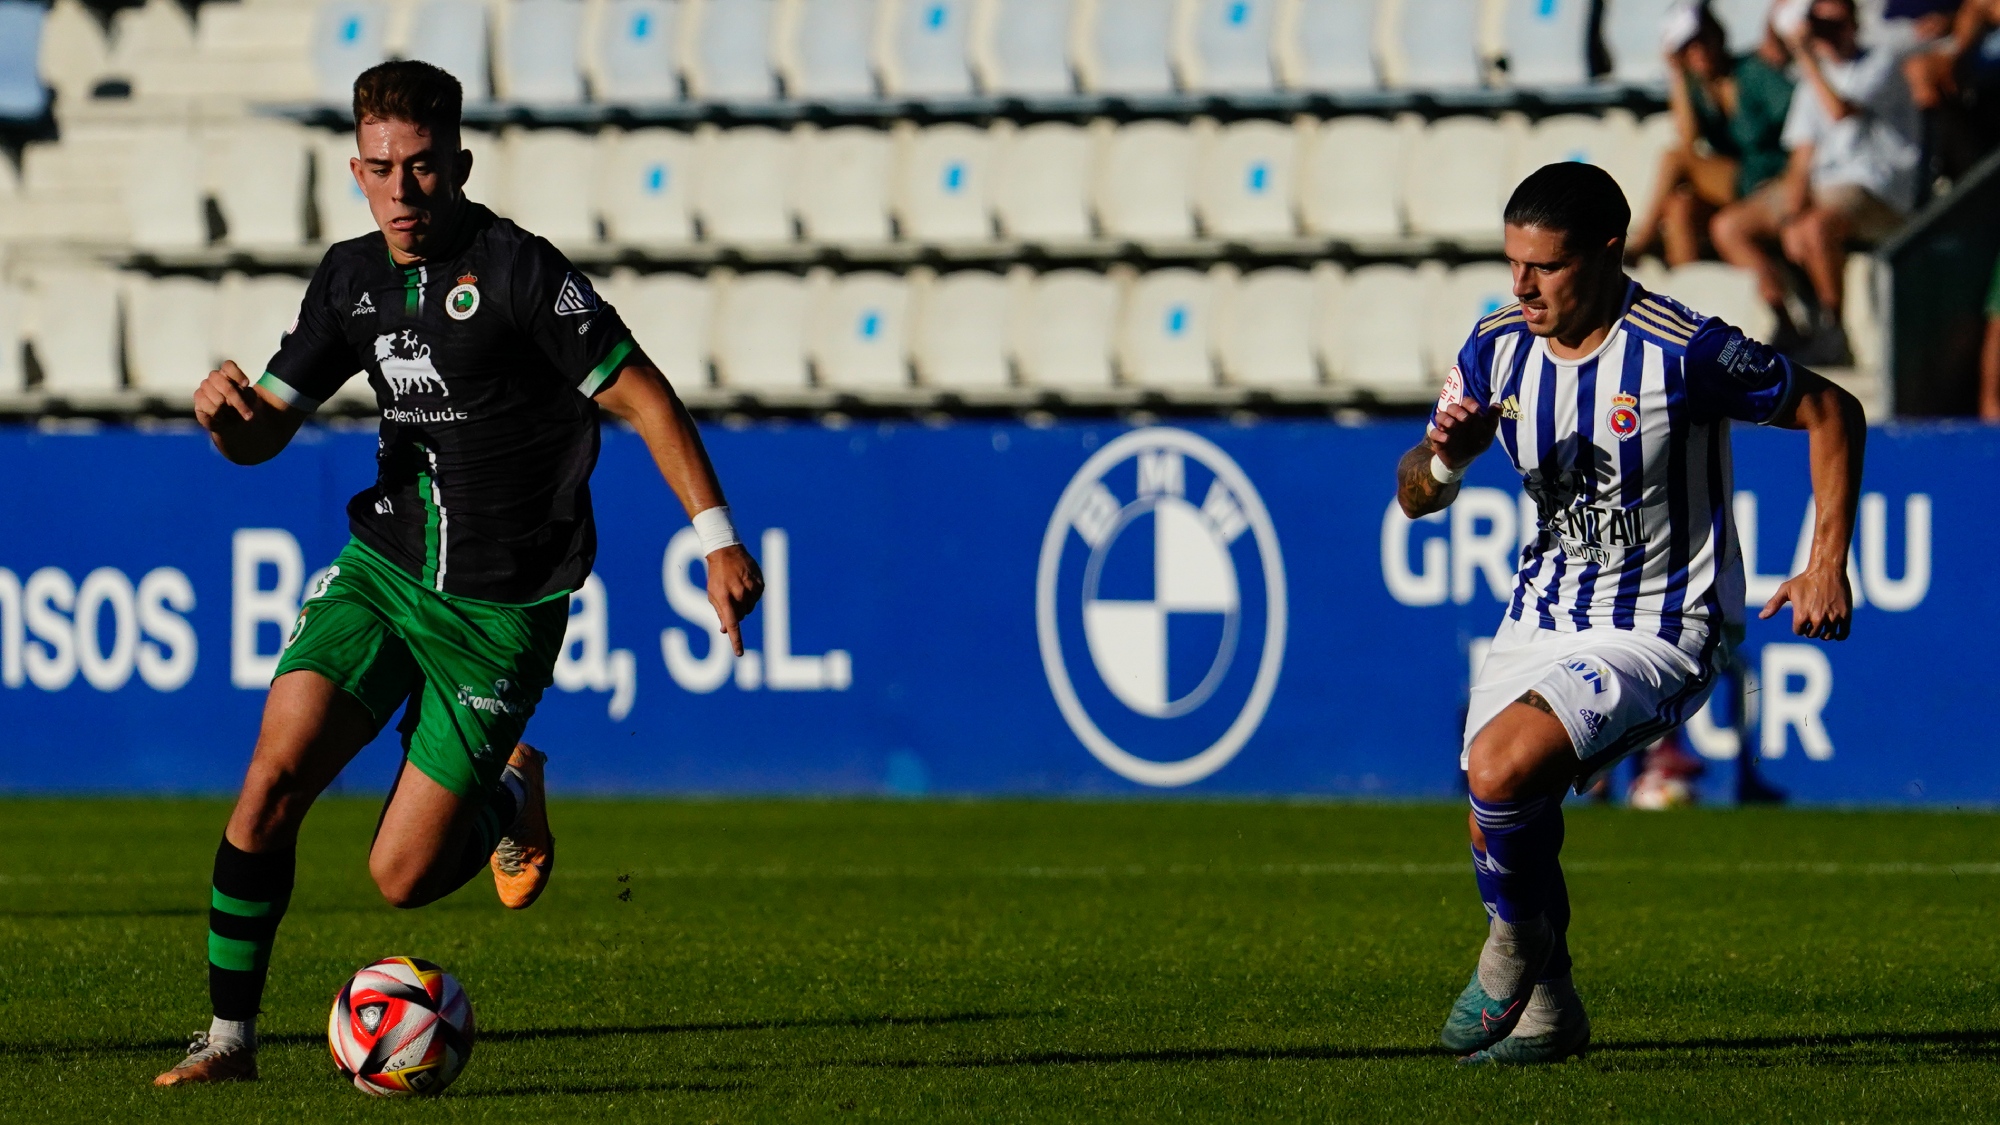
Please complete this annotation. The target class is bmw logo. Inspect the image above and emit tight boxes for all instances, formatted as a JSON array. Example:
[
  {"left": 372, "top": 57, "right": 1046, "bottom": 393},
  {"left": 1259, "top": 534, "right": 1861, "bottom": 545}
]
[{"left": 1036, "top": 428, "right": 1287, "bottom": 787}]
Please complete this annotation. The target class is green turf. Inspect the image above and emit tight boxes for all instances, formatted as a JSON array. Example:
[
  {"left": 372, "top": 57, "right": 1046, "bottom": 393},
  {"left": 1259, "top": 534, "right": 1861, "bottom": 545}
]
[{"left": 2, "top": 799, "right": 1998, "bottom": 1122}]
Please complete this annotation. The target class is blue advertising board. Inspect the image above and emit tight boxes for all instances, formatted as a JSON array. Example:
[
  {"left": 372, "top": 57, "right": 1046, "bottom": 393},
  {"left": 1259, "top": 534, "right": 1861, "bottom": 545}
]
[{"left": 0, "top": 419, "right": 1982, "bottom": 803}]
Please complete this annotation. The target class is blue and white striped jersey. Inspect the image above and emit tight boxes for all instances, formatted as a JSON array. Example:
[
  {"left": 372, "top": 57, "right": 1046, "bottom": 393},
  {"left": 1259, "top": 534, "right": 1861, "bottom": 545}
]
[{"left": 1430, "top": 279, "right": 1798, "bottom": 656}]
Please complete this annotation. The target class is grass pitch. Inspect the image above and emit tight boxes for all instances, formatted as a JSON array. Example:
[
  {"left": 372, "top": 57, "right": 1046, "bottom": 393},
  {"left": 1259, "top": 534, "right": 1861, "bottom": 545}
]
[{"left": 1, "top": 798, "right": 1997, "bottom": 1122}]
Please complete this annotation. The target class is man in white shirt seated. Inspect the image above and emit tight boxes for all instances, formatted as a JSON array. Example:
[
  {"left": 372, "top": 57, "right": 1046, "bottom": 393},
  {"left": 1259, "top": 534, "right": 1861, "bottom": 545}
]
[{"left": 1711, "top": 0, "right": 1922, "bottom": 365}]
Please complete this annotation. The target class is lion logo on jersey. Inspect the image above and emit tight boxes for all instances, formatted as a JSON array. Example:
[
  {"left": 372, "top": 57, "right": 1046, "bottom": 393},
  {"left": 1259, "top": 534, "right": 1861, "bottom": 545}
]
[{"left": 374, "top": 330, "right": 450, "bottom": 399}]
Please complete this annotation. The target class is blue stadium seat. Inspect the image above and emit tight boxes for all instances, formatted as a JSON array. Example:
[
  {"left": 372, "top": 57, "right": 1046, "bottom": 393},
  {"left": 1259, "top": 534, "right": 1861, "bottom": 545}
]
[
  {"left": 407, "top": 0, "right": 493, "bottom": 101},
  {"left": 883, "top": 0, "right": 974, "bottom": 97},
  {"left": 1500, "top": 0, "right": 1589, "bottom": 88},
  {"left": 1180, "top": 0, "right": 1276, "bottom": 93},
  {"left": 1391, "top": 0, "right": 1481, "bottom": 90},
  {"left": 0, "top": 0, "right": 49, "bottom": 119},
  {"left": 499, "top": 0, "right": 587, "bottom": 105},
  {"left": 1601, "top": 0, "right": 1676, "bottom": 85},
  {"left": 974, "top": 0, "right": 1074, "bottom": 95},
  {"left": 687, "top": 0, "right": 779, "bottom": 100},
  {"left": 592, "top": 0, "right": 681, "bottom": 101},
  {"left": 1078, "top": 0, "right": 1175, "bottom": 95},
  {"left": 312, "top": 0, "right": 390, "bottom": 104},
  {"left": 783, "top": 0, "right": 877, "bottom": 100},
  {"left": 1277, "top": 0, "right": 1379, "bottom": 92}
]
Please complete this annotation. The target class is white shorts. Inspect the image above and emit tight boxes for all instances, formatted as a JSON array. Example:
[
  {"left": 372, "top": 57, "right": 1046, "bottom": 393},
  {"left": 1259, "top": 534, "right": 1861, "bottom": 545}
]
[{"left": 1461, "top": 616, "right": 1721, "bottom": 788}]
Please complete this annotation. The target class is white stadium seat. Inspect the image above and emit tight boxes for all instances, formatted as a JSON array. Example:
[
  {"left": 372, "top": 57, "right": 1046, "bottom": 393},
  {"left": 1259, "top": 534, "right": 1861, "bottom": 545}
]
[
  {"left": 110, "top": 0, "right": 198, "bottom": 101},
  {"left": 38, "top": 0, "right": 112, "bottom": 108},
  {"left": 599, "top": 128, "right": 698, "bottom": 245},
  {"left": 502, "top": 129, "right": 600, "bottom": 252},
  {"left": 26, "top": 266, "right": 123, "bottom": 397},
  {"left": 313, "top": 132, "right": 379, "bottom": 243},
  {"left": 1196, "top": 119, "right": 1297, "bottom": 241},
  {"left": 191, "top": 3, "right": 318, "bottom": 101},
  {"left": 1404, "top": 115, "right": 1514, "bottom": 241},
  {"left": 971, "top": 0, "right": 1075, "bottom": 95},
  {"left": 498, "top": 0, "right": 588, "bottom": 106},
  {"left": 1216, "top": 266, "right": 1317, "bottom": 388},
  {"left": 1389, "top": 0, "right": 1481, "bottom": 90},
  {"left": 1327, "top": 262, "right": 1428, "bottom": 397},
  {"left": 212, "top": 273, "right": 311, "bottom": 386},
  {"left": 611, "top": 270, "right": 713, "bottom": 385},
  {"left": 778, "top": 0, "right": 878, "bottom": 100},
  {"left": 1119, "top": 268, "right": 1218, "bottom": 389},
  {"left": 6, "top": 133, "right": 129, "bottom": 245},
  {"left": 1501, "top": 0, "right": 1589, "bottom": 88},
  {"left": 1298, "top": 115, "right": 1405, "bottom": 239},
  {"left": 882, "top": 0, "right": 976, "bottom": 96},
  {"left": 695, "top": 126, "right": 795, "bottom": 246},
  {"left": 1665, "top": 261, "right": 1775, "bottom": 343},
  {"left": 0, "top": 280, "right": 28, "bottom": 396},
  {"left": 992, "top": 121, "right": 1095, "bottom": 243},
  {"left": 894, "top": 122, "right": 994, "bottom": 245},
  {"left": 125, "top": 125, "right": 207, "bottom": 252},
  {"left": 1276, "top": 0, "right": 1379, "bottom": 91},
  {"left": 406, "top": 0, "right": 493, "bottom": 101},
  {"left": 1094, "top": 120, "right": 1195, "bottom": 242},
  {"left": 1177, "top": 0, "right": 1277, "bottom": 93},
  {"left": 311, "top": 0, "right": 391, "bottom": 104},
  {"left": 911, "top": 269, "right": 1012, "bottom": 388},
  {"left": 1014, "top": 268, "right": 1119, "bottom": 390},
  {"left": 711, "top": 272, "right": 813, "bottom": 389},
  {"left": 794, "top": 126, "right": 895, "bottom": 245},
  {"left": 684, "top": 0, "right": 779, "bottom": 99},
  {"left": 1709, "top": 0, "right": 1770, "bottom": 54},
  {"left": 1076, "top": 0, "right": 1176, "bottom": 94},
  {"left": 209, "top": 120, "right": 310, "bottom": 251},
  {"left": 458, "top": 129, "right": 508, "bottom": 213},
  {"left": 1511, "top": 111, "right": 1636, "bottom": 198},
  {"left": 1602, "top": 0, "right": 1677, "bottom": 85},
  {"left": 125, "top": 275, "right": 217, "bottom": 398},
  {"left": 810, "top": 270, "right": 912, "bottom": 390},
  {"left": 589, "top": 0, "right": 682, "bottom": 102},
  {"left": 1424, "top": 261, "right": 1513, "bottom": 375}
]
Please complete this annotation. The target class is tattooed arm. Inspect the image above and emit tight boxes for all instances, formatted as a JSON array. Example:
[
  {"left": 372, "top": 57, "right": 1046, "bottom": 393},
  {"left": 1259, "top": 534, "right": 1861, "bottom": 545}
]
[
  {"left": 1396, "top": 443, "right": 1459, "bottom": 518},
  {"left": 1396, "top": 399, "right": 1499, "bottom": 519}
]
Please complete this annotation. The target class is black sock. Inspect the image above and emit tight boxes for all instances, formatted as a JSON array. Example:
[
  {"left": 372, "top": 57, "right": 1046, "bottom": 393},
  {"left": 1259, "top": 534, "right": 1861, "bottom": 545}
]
[
  {"left": 437, "top": 777, "right": 521, "bottom": 894},
  {"left": 208, "top": 838, "right": 295, "bottom": 1022}
]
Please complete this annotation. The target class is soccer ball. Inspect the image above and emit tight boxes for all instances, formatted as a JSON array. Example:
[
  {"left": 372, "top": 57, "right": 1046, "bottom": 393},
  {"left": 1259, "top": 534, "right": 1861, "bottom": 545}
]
[{"left": 328, "top": 956, "right": 475, "bottom": 1096}]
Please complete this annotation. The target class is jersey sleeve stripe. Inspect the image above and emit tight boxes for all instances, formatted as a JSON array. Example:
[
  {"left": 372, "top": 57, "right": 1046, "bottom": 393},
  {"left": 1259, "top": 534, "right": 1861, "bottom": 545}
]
[
  {"left": 254, "top": 371, "right": 323, "bottom": 413},
  {"left": 1624, "top": 307, "right": 1692, "bottom": 345},
  {"left": 577, "top": 336, "right": 637, "bottom": 397},
  {"left": 1638, "top": 298, "right": 1701, "bottom": 335},
  {"left": 1478, "top": 312, "right": 1526, "bottom": 336},
  {"left": 1478, "top": 302, "right": 1522, "bottom": 326}
]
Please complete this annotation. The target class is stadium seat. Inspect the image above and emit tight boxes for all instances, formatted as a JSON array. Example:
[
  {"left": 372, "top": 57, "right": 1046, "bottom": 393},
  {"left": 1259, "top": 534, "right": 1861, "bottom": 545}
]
[
  {"left": 1511, "top": 112, "right": 1639, "bottom": 201},
  {"left": 684, "top": 0, "right": 779, "bottom": 100},
  {"left": 1326, "top": 262, "right": 1429, "bottom": 397},
  {"left": 1404, "top": 115, "right": 1514, "bottom": 241},
  {"left": 1601, "top": 0, "right": 1676, "bottom": 86},
  {"left": 694, "top": 126, "right": 795, "bottom": 246},
  {"left": 1388, "top": 0, "right": 1481, "bottom": 90},
  {"left": 910, "top": 269, "right": 1012, "bottom": 388},
  {"left": 881, "top": 0, "right": 975, "bottom": 97},
  {"left": 0, "top": 280, "right": 23, "bottom": 396},
  {"left": 1424, "top": 261, "right": 1512, "bottom": 374},
  {"left": 1665, "top": 261, "right": 1775, "bottom": 343},
  {"left": 1275, "top": 0, "right": 1379, "bottom": 91},
  {"left": 599, "top": 128, "right": 698, "bottom": 245},
  {"left": 1215, "top": 266, "right": 1317, "bottom": 388},
  {"left": 971, "top": 0, "right": 1075, "bottom": 95},
  {"left": 125, "top": 125, "right": 208, "bottom": 251},
  {"left": 311, "top": 0, "right": 391, "bottom": 104},
  {"left": 894, "top": 122, "right": 994, "bottom": 245},
  {"left": 589, "top": 0, "right": 682, "bottom": 102},
  {"left": 1196, "top": 118, "right": 1297, "bottom": 241},
  {"left": 502, "top": 129, "right": 600, "bottom": 251},
  {"left": 0, "top": 0, "right": 44, "bottom": 118},
  {"left": 794, "top": 125, "right": 895, "bottom": 245},
  {"left": 1076, "top": 0, "right": 1175, "bottom": 95},
  {"left": 778, "top": 0, "right": 877, "bottom": 100},
  {"left": 612, "top": 269, "right": 713, "bottom": 385},
  {"left": 208, "top": 120, "right": 310, "bottom": 251},
  {"left": 992, "top": 121, "right": 1095, "bottom": 244},
  {"left": 212, "top": 272, "right": 310, "bottom": 385},
  {"left": 497, "top": 0, "right": 587, "bottom": 106},
  {"left": 459, "top": 129, "right": 508, "bottom": 212},
  {"left": 1094, "top": 119, "right": 1196, "bottom": 242},
  {"left": 1500, "top": 0, "right": 1589, "bottom": 88},
  {"left": 810, "top": 270, "right": 912, "bottom": 390},
  {"left": 1298, "top": 115, "right": 1405, "bottom": 239},
  {"left": 1709, "top": 0, "right": 1768, "bottom": 54},
  {"left": 1014, "top": 268, "right": 1119, "bottom": 390},
  {"left": 109, "top": 0, "right": 198, "bottom": 101},
  {"left": 124, "top": 275, "right": 217, "bottom": 399},
  {"left": 26, "top": 267, "right": 123, "bottom": 397},
  {"left": 1176, "top": 0, "right": 1277, "bottom": 93},
  {"left": 312, "top": 131, "right": 379, "bottom": 243},
  {"left": 36, "top": 0, "right": 109, "bottom": 109},
  {"left": 711, "top": 271, "right": 812, "bottom": 389},
  {"left": 10, "top": 130, "right": 130, "bottom": 245},
  {"left": 1119, "top": 268, "right": 1218, "bottom": 389},
  {"left": 406, "top": 0, "right": 493, "bottom": 102},
  {"left": 194, "top": 2, "right": 318, "bottom": 101}
]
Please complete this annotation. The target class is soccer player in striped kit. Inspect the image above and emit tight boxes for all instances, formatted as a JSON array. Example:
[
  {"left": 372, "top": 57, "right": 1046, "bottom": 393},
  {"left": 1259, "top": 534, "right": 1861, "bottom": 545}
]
[{"left": 1396, "top": 163, "right": 1866, "bottom": 1064}]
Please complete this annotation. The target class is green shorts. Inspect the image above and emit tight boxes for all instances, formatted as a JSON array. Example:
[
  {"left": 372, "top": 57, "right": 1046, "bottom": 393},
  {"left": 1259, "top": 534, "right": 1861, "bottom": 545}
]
[{"left": 274, "top": 539, "right": 571, "bottom": 797}]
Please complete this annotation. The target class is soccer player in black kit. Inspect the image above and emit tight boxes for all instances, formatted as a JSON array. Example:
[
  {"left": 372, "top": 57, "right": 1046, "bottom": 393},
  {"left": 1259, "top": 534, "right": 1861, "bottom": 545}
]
[{"left": 156, "top": 61, "right": 764, "bottom": 1085}]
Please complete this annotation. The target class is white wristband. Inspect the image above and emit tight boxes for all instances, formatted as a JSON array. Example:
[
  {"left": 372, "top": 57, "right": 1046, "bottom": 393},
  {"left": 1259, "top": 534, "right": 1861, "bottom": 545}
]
[
  {"left": 1430, "top": 454, "right": 1466, "bottom": 485},
  {"left": 691, "top": 505, "right": 741, "bottom": 555}
]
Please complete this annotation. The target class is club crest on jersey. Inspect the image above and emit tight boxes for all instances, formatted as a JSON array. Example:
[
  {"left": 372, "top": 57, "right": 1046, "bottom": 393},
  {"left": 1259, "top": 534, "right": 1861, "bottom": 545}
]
[
  {"left": 446, "top": 275, "right": 479, "bottom": 321},
  {"left": 553, "top": 272, "right": 599, "bottom": 316},
  {"left": 1607, "top": 393, "right": 1639, "bottom": 440}
]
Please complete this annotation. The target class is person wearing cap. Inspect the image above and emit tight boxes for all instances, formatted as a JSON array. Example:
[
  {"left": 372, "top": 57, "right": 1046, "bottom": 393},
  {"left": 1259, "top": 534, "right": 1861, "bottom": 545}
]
[{"left": 1628, "top": 4, "right": 1797, "bottom": 267}]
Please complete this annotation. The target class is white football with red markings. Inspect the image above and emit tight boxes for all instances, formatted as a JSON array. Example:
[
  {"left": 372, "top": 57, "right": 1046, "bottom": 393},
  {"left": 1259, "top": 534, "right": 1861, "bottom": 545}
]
[{"left": 328, "top": 956, "right": 474, "bottom": 1096}]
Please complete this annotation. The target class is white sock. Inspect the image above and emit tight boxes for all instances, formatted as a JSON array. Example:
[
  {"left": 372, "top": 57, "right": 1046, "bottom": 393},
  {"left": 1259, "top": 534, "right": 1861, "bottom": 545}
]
[
  {"left": 499, "top": 768, "right": 529, "bottom": 834},
  {"left": 1512, "top": 976, "right": 1582, "bottom": 1037},
  {"left": 1476, "top": 916, "right": 1552, "bottom": 1001},
  {"left": 207, "top": 1016, "right": 255, "bottom": 1050}
]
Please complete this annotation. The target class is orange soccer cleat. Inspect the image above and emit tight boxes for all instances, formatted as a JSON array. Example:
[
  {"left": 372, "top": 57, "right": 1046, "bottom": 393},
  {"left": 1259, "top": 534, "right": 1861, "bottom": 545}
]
[
  {"left": 154, "top": 1034, "right": 257, "bottom": 1086},
  {"left": 490, "top": 743, "right": 554, "bottom": 909}
]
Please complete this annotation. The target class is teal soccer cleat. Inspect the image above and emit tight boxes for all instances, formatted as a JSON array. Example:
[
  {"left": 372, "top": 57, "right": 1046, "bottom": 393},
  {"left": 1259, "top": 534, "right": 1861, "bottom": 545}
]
[
  {"left": 1438, "top": 973, "right": 1528, "bottom": 1053},
  {"left": 1461, "top": 977, "right": 1591, "bottom": 1065}
]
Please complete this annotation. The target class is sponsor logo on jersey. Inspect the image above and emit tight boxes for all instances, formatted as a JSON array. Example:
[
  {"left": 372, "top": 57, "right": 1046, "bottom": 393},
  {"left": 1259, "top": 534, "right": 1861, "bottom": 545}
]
[
  {"left": 553, "top": 272, "right": 599, "bottom": 316},
  {"left": 1036, "top": 428, "right": 1288, "bottom": 788},
  {"left": 455, "top": 678, "right": 526, "bottom": 716},
  {"left": 446, "top": 276, "right": 480, "bottom": 321},
  {"left": 1498, "top": 394, "right": 1522, "bottom": 420},
  {"left": 1607, "top": 392, "right": 1639, "bottom": 440},
  {"left": 1564, "top": 658, "right": 1605, "bottom": 694},
  {"left": 374, "top": 330, "right": 450, "bottom": 399},
  {"left": 351, "top": 292, "right": 376, "bottom": 317}
]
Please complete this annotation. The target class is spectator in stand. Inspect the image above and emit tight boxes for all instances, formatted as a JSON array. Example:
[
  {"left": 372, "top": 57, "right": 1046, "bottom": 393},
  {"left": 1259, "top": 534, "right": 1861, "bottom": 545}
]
[
  {"left": 1902, "top": 0, "right": 2000, "bottom": 178},
  {"left": 1712, "top": 0, "right": 1923, "bottom": 364},
  {"left": 1979, "top": 253, "right": 2000, "bottom": 420},
  {"left": 1629, "top": 5, "right": 1796, "bottom": 267}
]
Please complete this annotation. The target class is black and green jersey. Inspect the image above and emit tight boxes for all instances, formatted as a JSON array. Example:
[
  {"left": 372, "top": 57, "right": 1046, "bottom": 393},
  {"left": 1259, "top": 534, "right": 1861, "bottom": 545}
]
[{"left": 257, "top": 202, "right": 636, "bottom": 603}]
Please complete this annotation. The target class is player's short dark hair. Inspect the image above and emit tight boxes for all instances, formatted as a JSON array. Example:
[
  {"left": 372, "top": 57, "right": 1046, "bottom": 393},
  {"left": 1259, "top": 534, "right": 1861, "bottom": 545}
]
[
  {"left": 352, "top": 60, "right": 463, "bottom": 143},
  {"left": 1503, "top": 162, "right": 1631, "bottom": 253}
]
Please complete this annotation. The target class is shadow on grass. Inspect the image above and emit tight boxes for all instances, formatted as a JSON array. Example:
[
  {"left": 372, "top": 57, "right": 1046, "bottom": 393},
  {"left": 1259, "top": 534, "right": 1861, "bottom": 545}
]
[
  {"left": 455, "top": 1080, "right": 751, "bottom": 1098},
  {"left": 1593, "top": 1028, "right": 2000, "bottom": 1056}
]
